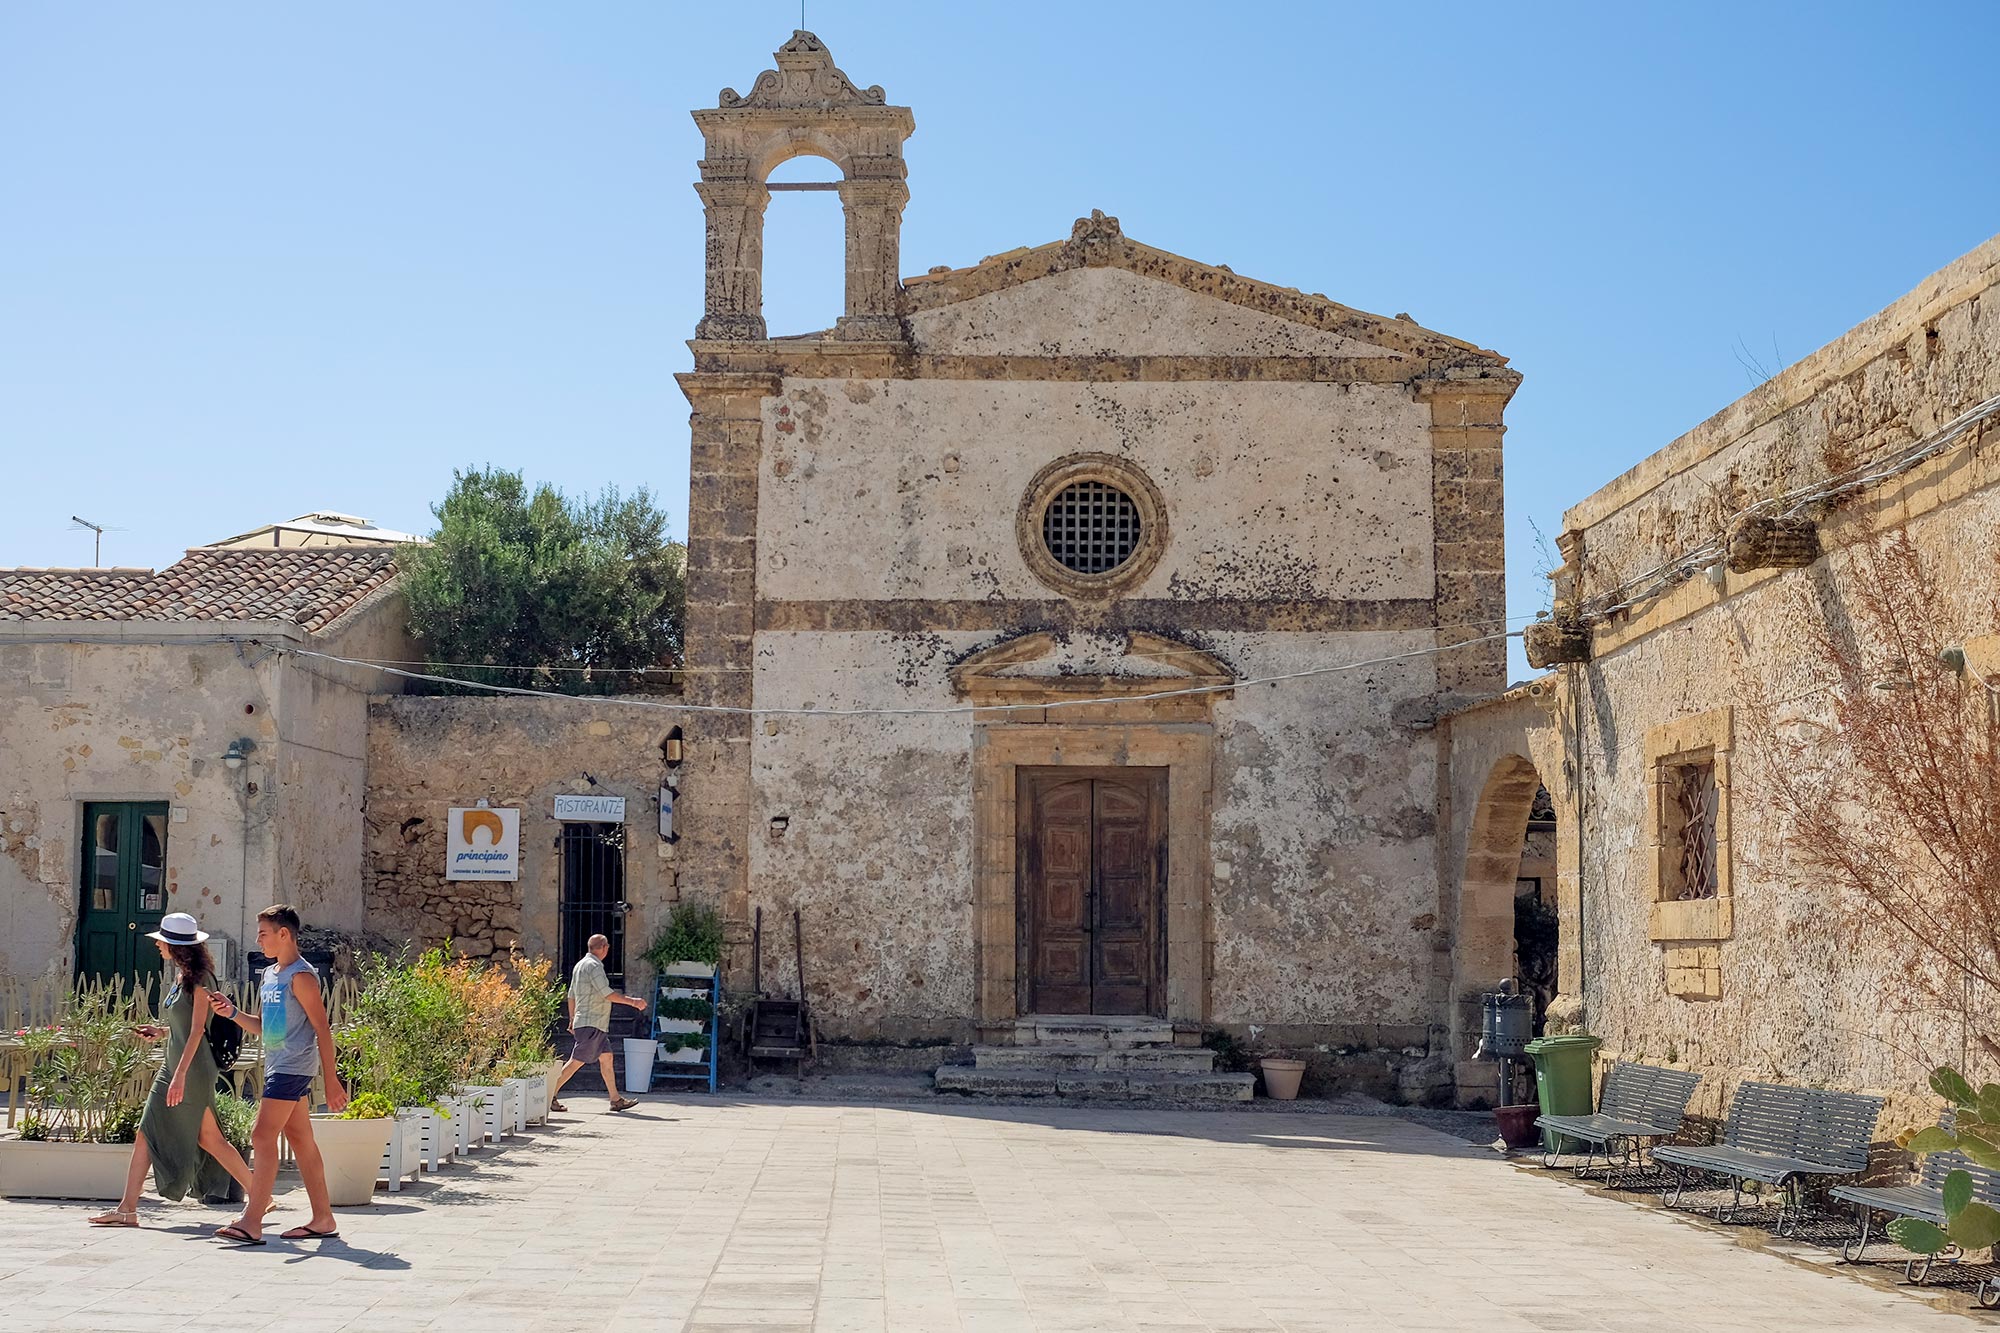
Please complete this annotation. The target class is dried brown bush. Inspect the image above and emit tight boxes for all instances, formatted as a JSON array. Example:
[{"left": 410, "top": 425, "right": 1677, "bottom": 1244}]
[{"left": 1750, "top": 530, "right": 2000, "bottom": 1065}]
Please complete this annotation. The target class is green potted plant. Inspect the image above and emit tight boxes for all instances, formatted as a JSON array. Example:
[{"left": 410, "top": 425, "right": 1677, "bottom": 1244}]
[
  {"left": 0, "top": 982, "right": 150, "bottom": 1200},
  {"left": 203, "top": 1092, "right": 256, "bottom": 1204},
  {"left": 643, "top": 902, "right": 725, "bottom": 984},
  {"left": 659, "top": 1031, "right": 709, "bottom": 1066}
]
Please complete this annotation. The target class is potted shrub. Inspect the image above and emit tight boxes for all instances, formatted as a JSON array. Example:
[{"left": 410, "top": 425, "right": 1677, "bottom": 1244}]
[
  {"left": 203, "top": 1092, "right": 256, "bottom": 1204},
  {"left": 311, "top": 1092, "right": 397, "bottom": 1206},
  {"left": 656, "top": 995, "right": 712, "bottom": 1036},
  {"left": 659, "top": 1032, "right": 708, "bottom": 1065},
  {"left": 0, "top": 984, "right": 150, "bottom": 1200},
  {"left": 643, "top": 903, "right": 725, "bottom": 984}
]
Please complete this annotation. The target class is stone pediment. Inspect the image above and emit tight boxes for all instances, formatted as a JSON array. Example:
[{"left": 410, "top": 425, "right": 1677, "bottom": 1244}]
[
  {"left": 949, "top": 631, "right": 1236, "bottom": 715},
  {"left": 904, "top": 211, "right": 1507, "bottom": 368},
  {"left": 716, "top": 30, "right": 887, "bottom": 110}
]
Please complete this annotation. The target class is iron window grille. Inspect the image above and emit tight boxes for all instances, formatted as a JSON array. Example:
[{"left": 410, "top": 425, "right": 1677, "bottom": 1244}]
[{"left": 1042, "top": 480, "right": 1142, "bottom": 575}]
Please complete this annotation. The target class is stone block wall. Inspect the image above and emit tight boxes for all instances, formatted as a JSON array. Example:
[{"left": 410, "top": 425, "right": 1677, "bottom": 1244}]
[{"left": 364, "top": 695, "right": 698, "bottom": 982}]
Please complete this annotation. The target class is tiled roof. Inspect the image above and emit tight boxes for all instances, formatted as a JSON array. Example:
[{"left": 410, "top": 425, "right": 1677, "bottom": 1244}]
[{"left": 0, "top": 547, "right": 401, "bottom": 633}]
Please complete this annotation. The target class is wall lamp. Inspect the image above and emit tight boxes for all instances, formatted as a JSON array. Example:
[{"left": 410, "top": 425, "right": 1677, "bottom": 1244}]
[{"left": 222, "top": 737, "right": 258, "bottom": 770}]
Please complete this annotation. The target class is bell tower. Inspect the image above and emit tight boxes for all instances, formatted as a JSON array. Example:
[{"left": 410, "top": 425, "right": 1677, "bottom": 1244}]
[{"left": 691, "top": 31, "right": 915, "bottom": 341}]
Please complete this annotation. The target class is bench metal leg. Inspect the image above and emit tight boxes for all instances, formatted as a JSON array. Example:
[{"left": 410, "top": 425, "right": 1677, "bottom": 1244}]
[
  {"left": 1904, "top": 1244, "right": 1960, "bottom": 1286},
  {"left": 1979, "top": 1276, "right": 1999, "bottom": 1309},
  {"left": 1840, "top": 1204, "right": 1875, "bottom": 1263}
]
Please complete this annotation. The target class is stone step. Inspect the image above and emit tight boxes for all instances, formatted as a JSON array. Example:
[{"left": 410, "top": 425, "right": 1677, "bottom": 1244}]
[
  {"left": 934, "top": 1065, "right": 1254, "bottom": 1103},
  {"left": 972, "top": 1045, "right": 1215, "bottom": 1073},
  {"left": 1011, "top": 1016, "right": 1177, "bottom": 1049}
]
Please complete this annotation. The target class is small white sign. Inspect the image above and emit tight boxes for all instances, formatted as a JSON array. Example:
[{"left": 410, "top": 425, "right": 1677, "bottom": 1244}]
[
  {"left": 447, "top": 806, "right": 520, "bottom": 881},
  {"left": 553, "top": 793, "right": 626, "bottom": 822}
]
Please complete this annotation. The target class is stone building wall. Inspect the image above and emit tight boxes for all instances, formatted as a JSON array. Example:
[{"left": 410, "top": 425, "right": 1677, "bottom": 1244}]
[
  {"left": 1444, "top": 235, "right": 2000, "bottom": 1115},
  {"left": 0, "top": 593, "right": 412, "bottom": 989},
  {"left": 363, "top": 696, "right": 697, "bottom": 979}
]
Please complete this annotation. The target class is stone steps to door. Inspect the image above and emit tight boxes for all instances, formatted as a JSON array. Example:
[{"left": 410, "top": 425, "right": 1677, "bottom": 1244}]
[
  {"left": 934, "top": 1065, "right": 1254, "bottom": 1102},
  {"left": 972, "top": 1045, "right": 1215, "bottom": 1073},
  {"left": 1009, "top": 1015, "right": 1177, "bottom": 1049}
]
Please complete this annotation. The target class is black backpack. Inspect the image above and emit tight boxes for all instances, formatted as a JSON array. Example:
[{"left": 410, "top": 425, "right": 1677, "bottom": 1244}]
[{"left": 203, "top": 984, "right": 243, "bottom": 1071}]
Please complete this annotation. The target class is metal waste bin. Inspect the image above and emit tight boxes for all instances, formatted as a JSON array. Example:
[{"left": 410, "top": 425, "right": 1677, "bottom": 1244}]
[{"left": 1524, "top": 1033, "right": 1601, "bottom": 1151}]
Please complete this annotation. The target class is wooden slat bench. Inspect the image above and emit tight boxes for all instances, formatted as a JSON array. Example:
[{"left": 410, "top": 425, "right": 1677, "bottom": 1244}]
[
  {"left": 1536, "top": 1061, "right": 1702, "bottom": 1185},
  {"left": 1654, "top": 1080, "right": 1884, "bottom": 1234}
]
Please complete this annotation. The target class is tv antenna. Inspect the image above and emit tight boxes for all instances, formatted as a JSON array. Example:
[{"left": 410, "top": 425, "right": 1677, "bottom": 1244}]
[{"left": 70, "top": 515, "right": 112, "bottom": 566}]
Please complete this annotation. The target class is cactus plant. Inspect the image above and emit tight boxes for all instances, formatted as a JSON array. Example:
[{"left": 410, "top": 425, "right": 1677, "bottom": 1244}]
[{"left": 1887, "top": 1066, "right": 2000, "bottom": 1255}]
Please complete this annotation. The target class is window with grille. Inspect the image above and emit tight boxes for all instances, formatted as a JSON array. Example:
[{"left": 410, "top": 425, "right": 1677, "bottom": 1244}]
[
  {"left": 1667, "top": 760, "right": 1718, "bottom": 901},
  {"left": 1041, "top": 481, "right": 1142, "bottom": 575}
]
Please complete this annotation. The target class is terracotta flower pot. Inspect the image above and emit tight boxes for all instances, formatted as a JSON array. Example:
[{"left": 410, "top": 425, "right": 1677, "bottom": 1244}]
[
  {"left": 1494, "top": 1103, "right": 1542, "bottom": 1149},
  {"left": 1259, "top": 1057, "right": 1307, "bottom": 1101}
]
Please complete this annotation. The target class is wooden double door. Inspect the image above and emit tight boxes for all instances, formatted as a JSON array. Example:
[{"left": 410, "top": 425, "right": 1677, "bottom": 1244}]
[{"left": 1017, "top": 768, "right": 1166, "bottom": 1016}]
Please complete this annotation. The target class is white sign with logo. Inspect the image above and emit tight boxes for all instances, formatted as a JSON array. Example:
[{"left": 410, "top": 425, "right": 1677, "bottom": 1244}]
[
  {"left": 446, "top": 806, "right": 520, "bottom": 881},
  {"left": 553, "top": 793, "right": 626, "bottom": 822}
]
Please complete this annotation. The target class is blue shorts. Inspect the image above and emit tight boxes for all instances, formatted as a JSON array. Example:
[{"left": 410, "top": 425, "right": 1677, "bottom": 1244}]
[{"left": 262, "top": 1072, "right": 315, "bottom": 1103}]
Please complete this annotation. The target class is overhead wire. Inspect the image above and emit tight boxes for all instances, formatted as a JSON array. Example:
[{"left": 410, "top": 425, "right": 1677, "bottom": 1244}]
[
  {"left": 279, "top": 626, "right": 1524, "bottom": 720},
  {"left": 1577, "top": 391, "right": 2000, "bottom": 624}
]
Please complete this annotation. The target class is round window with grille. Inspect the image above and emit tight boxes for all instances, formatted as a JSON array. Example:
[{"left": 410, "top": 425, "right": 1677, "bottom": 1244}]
[
  {"left": 1017, "top": 455, "right": 1167, "bottom": 599},
  {"left": 1041, "top": 480, "right": 1143, "bottom": 575}
]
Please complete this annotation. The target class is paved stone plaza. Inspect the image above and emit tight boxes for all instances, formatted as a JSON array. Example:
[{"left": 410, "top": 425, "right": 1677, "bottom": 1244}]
[{"left": 0, "top": 1096, "right": 1973, "bottom": 1332}]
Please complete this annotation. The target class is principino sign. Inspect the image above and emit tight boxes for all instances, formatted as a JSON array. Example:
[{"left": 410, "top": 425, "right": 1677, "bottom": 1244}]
[{"left": 446, "top": 806, "right": 521, "bottom": 881}]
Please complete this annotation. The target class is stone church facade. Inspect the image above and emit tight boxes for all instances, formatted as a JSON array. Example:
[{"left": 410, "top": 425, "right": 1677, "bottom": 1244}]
[{"left": 671, "top": 33, "right": 1519, "bottom": 1091}]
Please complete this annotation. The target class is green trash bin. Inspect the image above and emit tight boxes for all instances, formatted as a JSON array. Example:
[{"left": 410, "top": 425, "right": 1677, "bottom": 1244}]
[{"left": 1524, "top": 1033, "right": 1601, "bottom": 1152}]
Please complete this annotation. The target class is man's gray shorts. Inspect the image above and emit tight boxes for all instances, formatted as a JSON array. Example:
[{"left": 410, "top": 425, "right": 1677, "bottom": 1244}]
[{"left": 570, "top": 1026, "right": 610, "bottom": 1062}]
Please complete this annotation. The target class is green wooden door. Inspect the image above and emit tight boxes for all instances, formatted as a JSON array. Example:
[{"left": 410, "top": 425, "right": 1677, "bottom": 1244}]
[{"left": 76, "top": 802, "right": 170, "bottom": 998}]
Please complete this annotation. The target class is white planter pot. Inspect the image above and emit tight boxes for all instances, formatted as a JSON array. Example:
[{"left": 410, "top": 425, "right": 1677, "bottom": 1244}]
[
  {"left": 501, "top": 1079, "right": 531, "bottom": 1134},
  {"left": 415, "top": 1104, "right": 452, "bottom": 1168},
  {"left": 309, "top": 1116, "right": 395, "bottom": 1207},
  {"left": 656, "top": 1018, "right": 703, "bottom": 1035},
  {"left": 660, "top": 1045, "right": 704, "bottom": 1065},
  {"left": 0, "top": 1138, "right": 133, "bottom": 1200},
  {"left": 524, "top": 1073, "right": 550, "bottom": 1125},
  {"left": 661, "top": 987, "right": 707, "bottom": 1001},
  {"left": 391, "top": 1106, "right": 444, "bottom": 1173},
  {"left": 378, "top": 1112, "right": 421, "bottom": 1191},
  {"left": 445, "top": 1092, "right": 478, "bottom": 1153},
  {"left": 660, "top": 960, "right": 714, "bottom": 979},
  {"left": 623, "top": 1039, "right": 658, "bottom": 1093},
  {"left": 458, "top": 1085, "right": 506, "bottom": 1142}
]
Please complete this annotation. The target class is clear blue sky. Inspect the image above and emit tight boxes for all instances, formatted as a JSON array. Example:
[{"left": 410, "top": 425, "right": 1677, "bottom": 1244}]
[{"left": 5, "top": 4, "right": 1996, "bottom": 679}]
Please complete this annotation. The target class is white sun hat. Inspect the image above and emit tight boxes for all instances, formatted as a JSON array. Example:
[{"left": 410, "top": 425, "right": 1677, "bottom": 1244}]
[{"left": 145, "top": 912, "right": 210, "bottom": 945}]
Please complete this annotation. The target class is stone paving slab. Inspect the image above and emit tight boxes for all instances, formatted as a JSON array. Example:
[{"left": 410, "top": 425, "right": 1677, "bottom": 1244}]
[{"left": 0, "top": 1093, "right": 1974, "bottom": 1331}]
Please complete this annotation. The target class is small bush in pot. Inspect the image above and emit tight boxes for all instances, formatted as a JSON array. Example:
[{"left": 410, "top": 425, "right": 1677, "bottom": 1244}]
[{"left": 643, "top": 903, "right": 724, "bottom": 974}]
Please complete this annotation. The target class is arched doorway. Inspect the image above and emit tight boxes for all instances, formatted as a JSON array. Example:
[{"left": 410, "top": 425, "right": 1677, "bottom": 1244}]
[{"left": 1449, "top": 754, "right": 1554, "bottom": 1107}]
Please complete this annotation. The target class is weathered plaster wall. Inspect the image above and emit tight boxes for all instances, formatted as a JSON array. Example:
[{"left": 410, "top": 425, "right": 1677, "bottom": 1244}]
[
  {"left": 906, "top": 266, "right": 1396, "bottom": 359},
  {"left": 0, "top": 638, "right": 283, "bottom": 986},
  {"left": 1203, "top": 631, "right": 1441, "bottom": 1037},
  {"left": 271, "top": 591, "right": 417, "bottom": 932},
  {"left": 757, "top": 378, "right": 1435, "bottom": 605},
  {"left": 748, "top": 632, "right": 978, "bottom": 1041},
  {"left": 0, "top": 603, "right": 414, "bottom": 990},
  {"left": 1539, "top": 235, "right": 2000, "bottom": 1112},
  {"left": 363, "top": 696, "right": 697, "bottom": 982}
]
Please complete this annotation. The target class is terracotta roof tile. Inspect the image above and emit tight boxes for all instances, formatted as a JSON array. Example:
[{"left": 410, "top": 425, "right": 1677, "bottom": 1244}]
[{"left": 0, "top": 547, "right": 400, "bottom": 633}]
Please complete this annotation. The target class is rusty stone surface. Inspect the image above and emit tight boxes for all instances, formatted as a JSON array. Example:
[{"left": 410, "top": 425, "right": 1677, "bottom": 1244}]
[{"left": 1444, "top": 235, "right": 2000, "bottom": 1118}]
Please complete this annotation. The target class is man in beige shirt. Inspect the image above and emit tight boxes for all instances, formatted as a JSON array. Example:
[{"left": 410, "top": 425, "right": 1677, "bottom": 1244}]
[{"left": 550, "top": 934, "right": 648, "bottom": 1113}]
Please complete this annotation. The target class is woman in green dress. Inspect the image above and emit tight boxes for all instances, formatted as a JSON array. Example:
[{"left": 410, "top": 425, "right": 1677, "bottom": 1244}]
[{"left": 87, "top": 913, "right": 253, "bottom": 1227}]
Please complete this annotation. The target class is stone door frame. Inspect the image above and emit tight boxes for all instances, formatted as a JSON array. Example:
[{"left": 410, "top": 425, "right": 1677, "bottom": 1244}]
[{"left": 972, "top": 724, "right": 1213, "bottom": 1043}]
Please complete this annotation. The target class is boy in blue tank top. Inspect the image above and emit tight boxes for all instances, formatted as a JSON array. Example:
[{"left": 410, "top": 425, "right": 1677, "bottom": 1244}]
[{"left": 209, "top": 904, "right": 348, "bottom": 1244}]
